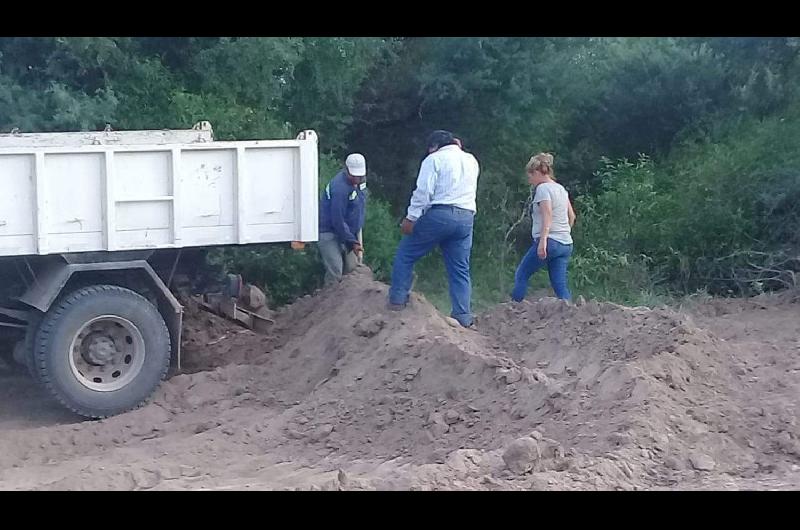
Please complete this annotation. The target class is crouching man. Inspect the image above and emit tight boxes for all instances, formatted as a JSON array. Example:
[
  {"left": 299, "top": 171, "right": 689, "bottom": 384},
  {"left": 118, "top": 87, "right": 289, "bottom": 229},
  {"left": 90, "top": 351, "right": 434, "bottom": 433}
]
[{"left": 318, "top": 153, "right": 368, "bottom": 285}]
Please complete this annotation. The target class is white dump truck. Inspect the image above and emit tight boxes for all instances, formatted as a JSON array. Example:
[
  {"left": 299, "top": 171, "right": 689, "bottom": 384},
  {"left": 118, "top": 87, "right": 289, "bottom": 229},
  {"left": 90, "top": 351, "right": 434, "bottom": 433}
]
[{"left": 0, "top": 123, "right": 319, "bottom": 418}]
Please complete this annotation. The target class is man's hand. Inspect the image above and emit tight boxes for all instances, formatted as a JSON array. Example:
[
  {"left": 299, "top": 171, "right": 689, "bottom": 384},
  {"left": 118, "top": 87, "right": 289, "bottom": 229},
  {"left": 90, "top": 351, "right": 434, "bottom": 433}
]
[
  {"left": 352, "top": 242, "right": 363, "bottom": 255},
  {"left": 537, "top": 239, "right": 548, "bottom": 260},
  {"left": 400, "top": 218, "right": 415, "bottom": 235}
]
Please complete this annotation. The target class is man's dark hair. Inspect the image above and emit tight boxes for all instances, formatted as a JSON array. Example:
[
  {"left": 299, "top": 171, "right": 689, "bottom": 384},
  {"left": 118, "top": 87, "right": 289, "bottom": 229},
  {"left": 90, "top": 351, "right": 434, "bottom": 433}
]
[{"left": 426, "top": 130, "right": 457, "bottom": 151}]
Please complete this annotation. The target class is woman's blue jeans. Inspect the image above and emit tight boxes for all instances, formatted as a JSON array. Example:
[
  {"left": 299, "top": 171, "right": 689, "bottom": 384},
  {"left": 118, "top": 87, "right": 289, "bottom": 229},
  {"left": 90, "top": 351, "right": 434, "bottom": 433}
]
[{"left": 512, "top": 238, "right": 573, "bottom": 301}]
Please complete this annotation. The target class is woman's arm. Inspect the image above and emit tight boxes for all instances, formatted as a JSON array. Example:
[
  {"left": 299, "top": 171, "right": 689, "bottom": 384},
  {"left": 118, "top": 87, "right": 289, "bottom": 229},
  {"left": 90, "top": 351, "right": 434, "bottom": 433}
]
[
  {"left": 538, "top": 200, "right": 553, "bottom": 259},
  {"left": 567, "top": 199, "right": 576, "bottom": 228}
]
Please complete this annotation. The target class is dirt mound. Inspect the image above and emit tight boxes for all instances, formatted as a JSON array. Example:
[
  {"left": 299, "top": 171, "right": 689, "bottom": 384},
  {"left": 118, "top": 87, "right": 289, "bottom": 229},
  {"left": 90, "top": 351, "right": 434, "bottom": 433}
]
[
  {"left": 683, "top": 288, "right": 800, "bottom": 318},
  {"left": 179, "top": 297, "right": 276, "bottom": 373},
  {"left": 173, "top": 271, "right": 764, "bottom": 479},
  {"left": 209, "top": 270, "right": 522, "bottom": 464},
  {"left": 1, "top": 267, "right": 799, "bottom": 490},
  {"left": 477, "top": 298, "right": 759, "bottom": 477}
]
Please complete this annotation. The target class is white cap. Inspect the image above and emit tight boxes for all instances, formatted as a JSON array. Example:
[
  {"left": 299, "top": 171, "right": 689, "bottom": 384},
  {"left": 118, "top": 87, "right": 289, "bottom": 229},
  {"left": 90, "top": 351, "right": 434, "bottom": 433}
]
[{"left": 345, "top": 153, "right": 367, "bottom": 177}]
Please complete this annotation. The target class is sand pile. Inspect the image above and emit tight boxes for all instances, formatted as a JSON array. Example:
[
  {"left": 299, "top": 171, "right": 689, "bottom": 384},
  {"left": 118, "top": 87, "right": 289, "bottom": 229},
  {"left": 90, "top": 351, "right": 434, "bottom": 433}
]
[{"left": 1, "top": 267, "right": 798, "bottom": 490}]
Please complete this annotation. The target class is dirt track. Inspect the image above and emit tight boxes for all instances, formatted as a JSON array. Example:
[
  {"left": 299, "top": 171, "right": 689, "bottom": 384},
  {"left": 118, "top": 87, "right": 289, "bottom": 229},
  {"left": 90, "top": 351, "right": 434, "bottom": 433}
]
[{"left": 1, "top": 268, "right": 799, "bottom": 490}]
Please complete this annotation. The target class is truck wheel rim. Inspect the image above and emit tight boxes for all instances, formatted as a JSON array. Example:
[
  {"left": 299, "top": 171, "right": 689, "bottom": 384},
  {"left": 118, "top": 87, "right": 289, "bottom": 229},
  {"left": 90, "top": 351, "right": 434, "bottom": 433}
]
[{"left": 68, "top": 315, "right": 146, "bottom": 392}]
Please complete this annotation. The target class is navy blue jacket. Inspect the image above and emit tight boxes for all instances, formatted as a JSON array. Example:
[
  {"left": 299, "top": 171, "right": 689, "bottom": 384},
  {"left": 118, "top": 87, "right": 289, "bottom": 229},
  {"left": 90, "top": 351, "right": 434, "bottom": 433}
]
[{"left": 319, "top": 170, "right": 367, "bottom": 249}]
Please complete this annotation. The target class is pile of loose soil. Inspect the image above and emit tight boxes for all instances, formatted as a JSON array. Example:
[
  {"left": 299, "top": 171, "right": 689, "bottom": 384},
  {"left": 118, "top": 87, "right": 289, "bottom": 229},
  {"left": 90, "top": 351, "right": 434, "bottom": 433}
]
[
  {"left": 1, "top": 267, "right": 798, "bottom": 490},
  {"left": 178, "top": 296, "right": 276, "bottom": 373}
]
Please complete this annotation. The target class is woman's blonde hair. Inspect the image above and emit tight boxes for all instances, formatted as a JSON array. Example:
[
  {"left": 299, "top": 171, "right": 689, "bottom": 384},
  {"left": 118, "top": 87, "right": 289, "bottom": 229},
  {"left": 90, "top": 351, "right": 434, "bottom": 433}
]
[{"left": 526, "top": 153, "right": 555, "bottom": 178}]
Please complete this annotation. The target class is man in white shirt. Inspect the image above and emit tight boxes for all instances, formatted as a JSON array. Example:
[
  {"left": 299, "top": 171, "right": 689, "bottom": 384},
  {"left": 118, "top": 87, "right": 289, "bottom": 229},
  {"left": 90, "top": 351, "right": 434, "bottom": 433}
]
[{"left": 388, "top": 130, "right": 480, "bottom": 327}]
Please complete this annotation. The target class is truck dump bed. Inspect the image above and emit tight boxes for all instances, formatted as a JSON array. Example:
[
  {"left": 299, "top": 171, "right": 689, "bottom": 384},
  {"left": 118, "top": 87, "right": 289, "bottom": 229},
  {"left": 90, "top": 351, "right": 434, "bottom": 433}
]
[{"left": 0, "top": 125, "right": 319, "bottom": 257}]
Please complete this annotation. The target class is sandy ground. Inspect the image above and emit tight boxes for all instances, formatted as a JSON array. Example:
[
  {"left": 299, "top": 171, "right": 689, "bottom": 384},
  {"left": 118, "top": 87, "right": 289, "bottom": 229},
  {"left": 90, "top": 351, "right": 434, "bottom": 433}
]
[{"left": 1, "top": 268, "right": 798, "bottom": 490}]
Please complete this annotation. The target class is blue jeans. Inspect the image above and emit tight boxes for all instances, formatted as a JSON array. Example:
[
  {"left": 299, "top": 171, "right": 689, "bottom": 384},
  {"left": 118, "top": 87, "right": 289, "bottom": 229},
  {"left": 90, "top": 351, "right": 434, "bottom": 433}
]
[
  {"left": 512, "top": 238, "right": 573, "bottom": 301},
  {"left": 389, "top": 205, "right": 474, "bottom": 326}
]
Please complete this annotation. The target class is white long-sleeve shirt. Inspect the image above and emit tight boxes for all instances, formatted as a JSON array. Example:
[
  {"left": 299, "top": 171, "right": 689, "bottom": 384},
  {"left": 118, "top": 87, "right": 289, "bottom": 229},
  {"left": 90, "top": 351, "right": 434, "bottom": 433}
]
[{"left": 406, "top": 145, "right": 480, "bottom": 221}]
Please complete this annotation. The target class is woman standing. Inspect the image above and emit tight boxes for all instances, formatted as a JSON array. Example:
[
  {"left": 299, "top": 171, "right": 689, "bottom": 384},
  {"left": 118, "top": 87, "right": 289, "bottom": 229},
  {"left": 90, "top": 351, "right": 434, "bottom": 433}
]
[{"left": 511, "top": 153, "right": 576, "bottom": 301}]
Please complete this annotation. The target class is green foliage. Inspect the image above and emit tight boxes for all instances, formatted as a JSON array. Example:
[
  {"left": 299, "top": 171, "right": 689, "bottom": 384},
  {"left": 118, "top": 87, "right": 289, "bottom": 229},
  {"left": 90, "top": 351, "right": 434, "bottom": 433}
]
[
  {"left": 2, "top": 36, "right": 799, "bottom": 307},
  {"left": 281, "top": 38, "right": 398, "bottom": 153},
  {"left": 362, "top": 198, "right": 401, "bottom": 283},
  {"left": 568, "top": 103, "right": 800, "bottom": 298},
  {"left": 347, "top": 36, "right": 800, "bottom": 305}
]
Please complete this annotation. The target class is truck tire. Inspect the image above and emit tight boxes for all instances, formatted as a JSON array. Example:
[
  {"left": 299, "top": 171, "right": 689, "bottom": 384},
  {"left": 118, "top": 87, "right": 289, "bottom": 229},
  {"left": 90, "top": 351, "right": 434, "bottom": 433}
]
[{"left": 34, "top": 285, "right": 171, "bottom": 419}]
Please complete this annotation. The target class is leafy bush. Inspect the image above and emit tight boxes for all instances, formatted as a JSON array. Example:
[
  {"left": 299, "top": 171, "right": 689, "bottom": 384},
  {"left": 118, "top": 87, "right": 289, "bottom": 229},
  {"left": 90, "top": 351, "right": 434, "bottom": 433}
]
[{"left": 3, "top": 36, "right": 800, "bottom": 307}]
